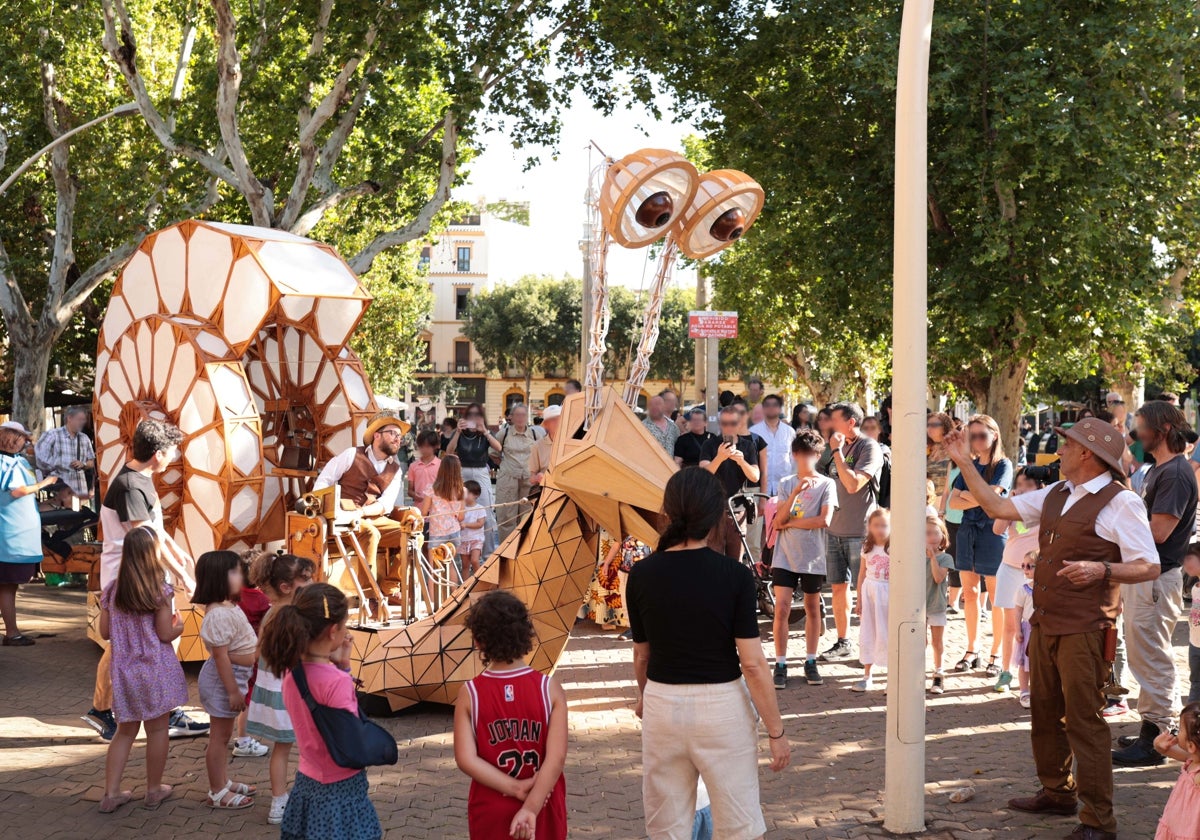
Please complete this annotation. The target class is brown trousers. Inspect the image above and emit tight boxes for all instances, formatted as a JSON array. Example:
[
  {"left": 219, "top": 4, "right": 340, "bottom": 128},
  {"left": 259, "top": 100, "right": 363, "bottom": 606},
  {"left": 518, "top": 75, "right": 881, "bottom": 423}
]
[
  {"left": 1029, "top": 626, "right": 1115, "bottom": 833},
  {"left": 357, "top": 515, "right": 409, "bottom": 593},
  {"left": 93, "top": 646, "right": 112, "bottom": 710}
]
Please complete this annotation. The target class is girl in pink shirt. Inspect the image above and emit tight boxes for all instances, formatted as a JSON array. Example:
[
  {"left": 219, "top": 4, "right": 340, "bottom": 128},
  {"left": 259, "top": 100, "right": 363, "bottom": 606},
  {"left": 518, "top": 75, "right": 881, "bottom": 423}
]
[{"left": 259, "top": 584, "right": 381, "bottom": 840}]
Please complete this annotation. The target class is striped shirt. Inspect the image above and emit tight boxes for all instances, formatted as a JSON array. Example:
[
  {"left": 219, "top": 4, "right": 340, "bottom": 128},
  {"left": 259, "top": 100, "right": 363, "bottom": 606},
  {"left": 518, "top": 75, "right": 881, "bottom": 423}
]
[{"left": 34, "top": 426, "right": 94, "bottom": 495}]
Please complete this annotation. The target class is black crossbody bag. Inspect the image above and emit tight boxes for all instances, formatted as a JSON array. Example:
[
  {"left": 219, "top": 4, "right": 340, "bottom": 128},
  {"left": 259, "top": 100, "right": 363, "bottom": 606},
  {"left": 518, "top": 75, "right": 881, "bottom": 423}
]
[{"left": 291, "top": 664, "right": 399, "bottom": 769}]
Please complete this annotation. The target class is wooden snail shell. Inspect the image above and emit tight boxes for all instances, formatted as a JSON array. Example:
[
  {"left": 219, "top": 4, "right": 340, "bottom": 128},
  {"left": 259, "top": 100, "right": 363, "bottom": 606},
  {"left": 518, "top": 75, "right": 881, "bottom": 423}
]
[{"left": 93, "top": 219, "right": 378, "bottom": 557}]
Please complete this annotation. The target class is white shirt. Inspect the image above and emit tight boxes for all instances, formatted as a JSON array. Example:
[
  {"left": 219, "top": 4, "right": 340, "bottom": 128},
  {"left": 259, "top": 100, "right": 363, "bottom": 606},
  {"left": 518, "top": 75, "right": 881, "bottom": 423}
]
[
  {"left": 749, "top": 419, "right": 796, "bottom": 496},
  {"left": 314, "top": 446, "right": 403, "bottom": 512},
  {"left": 1010, "top": 473, "right": 1158, "bottom": 566}
]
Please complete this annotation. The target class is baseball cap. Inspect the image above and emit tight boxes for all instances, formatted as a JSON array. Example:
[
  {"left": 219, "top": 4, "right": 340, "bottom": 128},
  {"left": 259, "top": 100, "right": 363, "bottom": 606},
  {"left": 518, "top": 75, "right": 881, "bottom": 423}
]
[{"left": 0, "top": 421, "right": 32, "bottom": 438}]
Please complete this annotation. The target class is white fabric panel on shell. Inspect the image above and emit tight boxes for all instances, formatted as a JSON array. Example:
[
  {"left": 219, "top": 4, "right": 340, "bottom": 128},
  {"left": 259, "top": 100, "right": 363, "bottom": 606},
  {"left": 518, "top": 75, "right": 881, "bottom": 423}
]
[
  {"left": 205, "top": 222, "right": 310, "bottom": 243},
  {"left": 257, "top": 242, "right": 359, "bottom": 297},
  {"left": 121, "top": 251, "right": 158, "bottom": 321},
  {"left": 229, "top": 423, "right": 261, "bottom": 476},
  {"left": 102, "top": 297, "right": 133, "bottom": 350},
  {"left": 153, "top": 227, "right": 187, "bottom": 313},
  {"left": 223, "top": 257, "right": 272, "bottom": 347},
  {"left": 187, "top": 226, "right": 234, "bottom": 321},
  {"left": 229, "top": 486, "right": 259, "bottom": 531}
]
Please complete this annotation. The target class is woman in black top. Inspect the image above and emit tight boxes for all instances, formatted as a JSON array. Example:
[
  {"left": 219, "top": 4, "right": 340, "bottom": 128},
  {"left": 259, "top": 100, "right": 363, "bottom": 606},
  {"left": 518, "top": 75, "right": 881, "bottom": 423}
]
[
  {"left": 627, "top": 468, "right": 790, "bottom": 840},
  {"left": 446, "top": 403, "right": 502, "bottom": 554}
]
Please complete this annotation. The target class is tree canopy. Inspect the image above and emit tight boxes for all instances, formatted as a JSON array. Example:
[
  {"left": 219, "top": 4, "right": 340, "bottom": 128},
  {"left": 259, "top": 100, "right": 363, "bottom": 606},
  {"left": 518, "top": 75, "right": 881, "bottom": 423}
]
[
  {"left": 462, "top": 275, "right": 695, "bottom": 399},
  {"left": 596, "top": 0, "right": 1200, "bottom": 448},
  {"left": 0, "top": 0, "right": 654, "bottom": 428}
]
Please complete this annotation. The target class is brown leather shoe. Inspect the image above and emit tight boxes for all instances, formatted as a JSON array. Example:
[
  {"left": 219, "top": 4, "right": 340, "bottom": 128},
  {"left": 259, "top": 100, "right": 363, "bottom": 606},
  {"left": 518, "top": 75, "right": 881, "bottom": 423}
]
[
  {"left": 1064, "top": 824, "right": 1117, "bottom": 840},
  {"left": 1009, "top": 790, "right": 1078, "bottom": 816}
]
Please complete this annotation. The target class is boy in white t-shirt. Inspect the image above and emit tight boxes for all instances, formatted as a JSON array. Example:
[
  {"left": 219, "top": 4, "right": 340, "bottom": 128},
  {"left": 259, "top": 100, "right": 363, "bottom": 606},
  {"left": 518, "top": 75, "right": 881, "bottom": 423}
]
[
  {"left": 460, "top": 480, "right": 488, "bottom": 578},
  {"left": 1185, "top": 545, "right": 1200, "bottom": 703}
]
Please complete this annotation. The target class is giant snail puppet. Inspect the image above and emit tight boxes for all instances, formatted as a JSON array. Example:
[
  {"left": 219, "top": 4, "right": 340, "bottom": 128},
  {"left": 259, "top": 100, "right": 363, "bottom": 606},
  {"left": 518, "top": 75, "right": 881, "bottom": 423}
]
[{"left": 85, "top": 151, "right": 762, "bottom": 710}]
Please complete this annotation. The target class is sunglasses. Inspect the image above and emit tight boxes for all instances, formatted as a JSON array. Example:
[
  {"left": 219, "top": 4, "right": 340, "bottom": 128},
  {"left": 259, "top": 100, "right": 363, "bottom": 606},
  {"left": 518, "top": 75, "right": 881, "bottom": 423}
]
[
  {"left": 969, "top": 433, "right": 990, "bottom": 442},
  {"left": 1021, "top": 563, "right": 1037, "bottom": 570},
  {"left": 719, "top": 421, "right": 739, "bottom": 428}
]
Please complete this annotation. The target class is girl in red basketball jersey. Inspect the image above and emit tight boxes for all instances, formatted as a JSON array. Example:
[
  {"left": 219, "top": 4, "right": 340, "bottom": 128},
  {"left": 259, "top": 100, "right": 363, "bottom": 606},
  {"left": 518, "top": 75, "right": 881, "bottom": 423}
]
[{"left": 455, "top": 591, "right": 568, "bottom": 840}]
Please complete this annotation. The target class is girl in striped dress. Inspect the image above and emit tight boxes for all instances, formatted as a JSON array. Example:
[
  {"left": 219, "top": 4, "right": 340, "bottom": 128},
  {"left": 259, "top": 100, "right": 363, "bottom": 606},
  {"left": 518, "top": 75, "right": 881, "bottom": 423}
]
[{"left": 246, "top": 552, "right": 316, "bottom": 825}]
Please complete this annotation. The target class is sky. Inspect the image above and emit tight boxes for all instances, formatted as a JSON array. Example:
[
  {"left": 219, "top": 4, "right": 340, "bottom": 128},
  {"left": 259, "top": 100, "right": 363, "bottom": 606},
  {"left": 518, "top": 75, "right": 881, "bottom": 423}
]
[{"left": 454, "top": 88, "right": 700, "bottom": 294}]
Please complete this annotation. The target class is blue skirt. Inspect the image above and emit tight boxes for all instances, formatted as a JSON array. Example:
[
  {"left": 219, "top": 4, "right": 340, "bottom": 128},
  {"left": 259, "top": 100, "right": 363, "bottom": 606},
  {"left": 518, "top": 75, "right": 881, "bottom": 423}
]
[{"left": 281, "top": 771, "right": 381, "bottom": 840}]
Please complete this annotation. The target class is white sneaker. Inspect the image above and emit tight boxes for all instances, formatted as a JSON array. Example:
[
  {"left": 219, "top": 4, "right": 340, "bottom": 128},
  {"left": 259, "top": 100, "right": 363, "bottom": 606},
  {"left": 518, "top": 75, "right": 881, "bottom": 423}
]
[
  {"left": 1018, "top": 693, "right": 1032, "bottom": 709},
  {"left": 850, "top": 678, "right": 874, "bottom": 693},
  {"left": 232, "top": 737, "right": 269, "bottom": 757},
  {"left": 268, "top": 793, "right": 289, "bottom": 825}
]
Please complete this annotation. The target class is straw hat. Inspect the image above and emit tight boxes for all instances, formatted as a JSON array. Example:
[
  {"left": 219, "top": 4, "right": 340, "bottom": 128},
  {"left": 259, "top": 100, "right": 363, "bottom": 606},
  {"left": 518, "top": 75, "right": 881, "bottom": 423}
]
[
  {"left": 362, "top": 412, "right": 411, "bottom": 446},
  {"left": 1053, "top": 417, "right": 1127, "bottom": 475}
]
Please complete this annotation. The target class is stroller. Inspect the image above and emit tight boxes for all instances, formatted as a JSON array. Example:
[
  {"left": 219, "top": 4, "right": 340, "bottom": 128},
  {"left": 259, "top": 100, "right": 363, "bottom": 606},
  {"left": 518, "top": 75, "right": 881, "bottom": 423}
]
[
  {"left": 726, "top": 488, "right": 775, "bottom": 618},
  {"left": 727, "top": 487, "right": 822, "bottom": 626}
]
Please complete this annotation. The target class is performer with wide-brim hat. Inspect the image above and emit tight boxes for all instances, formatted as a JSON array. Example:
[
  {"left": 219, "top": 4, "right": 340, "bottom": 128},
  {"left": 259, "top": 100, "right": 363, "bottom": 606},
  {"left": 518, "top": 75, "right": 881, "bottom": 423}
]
[{"left": 314, "top": 411, "right": 414, "bottom": 602}]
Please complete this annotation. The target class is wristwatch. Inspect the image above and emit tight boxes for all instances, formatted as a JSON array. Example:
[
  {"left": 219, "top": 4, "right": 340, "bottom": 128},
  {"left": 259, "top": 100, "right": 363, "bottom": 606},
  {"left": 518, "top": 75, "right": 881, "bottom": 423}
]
[{"left": 1102, "top": 562, "right": 1112, "bottom": 582}]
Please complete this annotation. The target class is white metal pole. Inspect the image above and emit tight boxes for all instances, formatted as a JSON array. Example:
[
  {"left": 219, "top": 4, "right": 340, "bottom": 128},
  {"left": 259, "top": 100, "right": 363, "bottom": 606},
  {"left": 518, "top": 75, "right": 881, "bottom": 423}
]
[{"left": 886, "top": 0, "right": 934, "bottom": 833}]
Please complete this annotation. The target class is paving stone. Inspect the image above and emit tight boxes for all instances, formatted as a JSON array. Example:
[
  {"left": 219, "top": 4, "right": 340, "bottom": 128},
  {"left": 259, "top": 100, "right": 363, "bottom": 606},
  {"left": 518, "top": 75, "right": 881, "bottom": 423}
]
[{"left": 0, "top": 585, "right": 1185, "bottom": 838}]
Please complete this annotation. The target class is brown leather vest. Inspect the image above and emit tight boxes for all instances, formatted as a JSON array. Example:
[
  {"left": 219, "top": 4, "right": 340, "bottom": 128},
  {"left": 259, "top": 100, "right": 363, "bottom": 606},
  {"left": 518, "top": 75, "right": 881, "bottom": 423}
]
[
  {"left": 1031, "top": 481, "right": 1124, "bottom": 635},
  {"left": 338, "top": 446, "right": 400, "bottom": 507}
]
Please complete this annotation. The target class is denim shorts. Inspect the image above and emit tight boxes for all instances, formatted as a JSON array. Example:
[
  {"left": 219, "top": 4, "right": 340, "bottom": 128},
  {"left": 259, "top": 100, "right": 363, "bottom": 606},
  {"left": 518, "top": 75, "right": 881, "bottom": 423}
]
[
  {"left": 954, "top": 521, "right": 1005, "bottom": 577},
  {"left": 826, "top": 535, "right": 864, "bottom": 586}
]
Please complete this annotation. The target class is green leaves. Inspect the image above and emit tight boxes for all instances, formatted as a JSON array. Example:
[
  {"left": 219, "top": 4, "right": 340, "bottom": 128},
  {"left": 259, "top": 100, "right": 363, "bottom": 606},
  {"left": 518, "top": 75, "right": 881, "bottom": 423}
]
[{"left": 594, "top": 0, "right": 1200, "bottom": 427}]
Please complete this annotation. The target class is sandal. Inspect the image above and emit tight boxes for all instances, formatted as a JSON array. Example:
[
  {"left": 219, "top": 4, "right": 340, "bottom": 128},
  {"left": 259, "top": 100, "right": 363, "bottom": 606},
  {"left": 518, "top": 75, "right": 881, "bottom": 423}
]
[
  {"left": 2, "top": 634, "right": 35, "bottom": 646},
  {"left": 208, "top": 780, "right": 255, "bottom": 810},
  {"left": 954, "top": 652, "right": 979, "bottom": 673},
  {"left": 984, "top": 655, "right": 1000, "bottom": 678},
  {"left": 143, "top": 784, "right": 173, "bottom": 810},
  {"left": 99, "top": 791, "right": 133, "bottom": 814}
]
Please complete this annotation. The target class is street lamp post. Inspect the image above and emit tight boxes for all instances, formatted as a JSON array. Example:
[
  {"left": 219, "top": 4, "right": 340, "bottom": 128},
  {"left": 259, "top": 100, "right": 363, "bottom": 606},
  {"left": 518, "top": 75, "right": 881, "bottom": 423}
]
[{"left": 886, "top": 0, "right": 935, "bottom": 834}]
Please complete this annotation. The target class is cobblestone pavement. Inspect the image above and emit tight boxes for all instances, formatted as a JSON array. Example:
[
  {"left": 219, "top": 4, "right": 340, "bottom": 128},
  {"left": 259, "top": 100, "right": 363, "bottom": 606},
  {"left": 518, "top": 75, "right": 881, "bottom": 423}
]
[{"left": 0, "top": 585, "right": 1184, "bottom": 839}]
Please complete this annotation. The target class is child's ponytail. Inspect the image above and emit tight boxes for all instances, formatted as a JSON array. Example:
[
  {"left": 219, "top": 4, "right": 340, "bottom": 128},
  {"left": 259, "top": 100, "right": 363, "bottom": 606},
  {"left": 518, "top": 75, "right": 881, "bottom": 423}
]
[{"left": 259, "top": 583, "right": 348, "bottom": 675}]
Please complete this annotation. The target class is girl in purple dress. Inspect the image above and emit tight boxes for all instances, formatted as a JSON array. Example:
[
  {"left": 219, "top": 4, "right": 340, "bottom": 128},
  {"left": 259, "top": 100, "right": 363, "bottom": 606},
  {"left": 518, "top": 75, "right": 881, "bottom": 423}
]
[{"left": 98, "top": 527, "right": 188, "bottom": 813}]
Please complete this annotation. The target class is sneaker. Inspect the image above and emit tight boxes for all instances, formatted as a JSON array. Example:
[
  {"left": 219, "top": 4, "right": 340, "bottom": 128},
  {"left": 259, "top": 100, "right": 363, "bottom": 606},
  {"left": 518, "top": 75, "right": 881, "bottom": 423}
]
[
  {"left": 773, "top": 663, "right": 787, "bottom": 690},
  {"left": 945, "top": 605, "right": 959, "bottom": 616},
  {"left": 232, "top": 737, "right": 269, "bottom": 757},
  {"left": 994, "top": 670, "right": 1014, "bottom": 693},
  {"left": 850, "top": 678, "right": 874, "bottom": 693},
  {"left": 81, "top": 708, "right": 116, "bottom": 741},
  {"left": 268, "top": 793, "right": 289, "bottom": 825},
  {"left": 1019, "top": 692, "right": 1031, "bottom": 709},
  {"left": 1101, "top": 699, "right": 1129, "bottom": 718},
  {"left": 930, "top": 674, "right": 945, "bottom": 695},
  {"left": 817, "top": 639, "right": 852, "bottom": 662},
  {"left": 804, "top": 660, "right": 824, "bottom": 686},
  {"left": 168, "top": 709, "right": 210, "bottom": 739}
]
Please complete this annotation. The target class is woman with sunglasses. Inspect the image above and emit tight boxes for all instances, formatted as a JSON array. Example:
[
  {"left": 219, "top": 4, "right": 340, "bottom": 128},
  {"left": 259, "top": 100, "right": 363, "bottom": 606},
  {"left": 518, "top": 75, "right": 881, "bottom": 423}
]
[
  {"left": 446, "top": 403, "right": 501, "bottom": 555},
  {"left": 948, "top": 415, "right": 1013, "bottom": 676}
]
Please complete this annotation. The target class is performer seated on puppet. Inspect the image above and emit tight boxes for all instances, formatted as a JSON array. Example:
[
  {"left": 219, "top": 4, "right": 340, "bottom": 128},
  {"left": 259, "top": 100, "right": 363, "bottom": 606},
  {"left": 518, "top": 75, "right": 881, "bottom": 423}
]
[{"left": 313, "top": 412, "right": 413, "bottom": 605}]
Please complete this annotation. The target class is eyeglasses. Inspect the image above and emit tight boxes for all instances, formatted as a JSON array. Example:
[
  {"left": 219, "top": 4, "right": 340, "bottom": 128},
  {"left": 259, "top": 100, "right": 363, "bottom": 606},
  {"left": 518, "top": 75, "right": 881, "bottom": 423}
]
[{"left": 379, "top": 429, "right": 402, "bottom": 438}]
